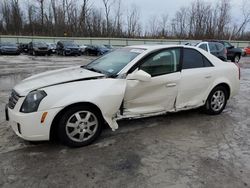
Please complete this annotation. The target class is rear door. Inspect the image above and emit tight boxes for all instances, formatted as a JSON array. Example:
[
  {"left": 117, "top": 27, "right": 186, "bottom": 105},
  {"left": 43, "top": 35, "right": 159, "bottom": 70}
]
[{"left": 176, "top": 48, "right": 215, "bottom": 109}]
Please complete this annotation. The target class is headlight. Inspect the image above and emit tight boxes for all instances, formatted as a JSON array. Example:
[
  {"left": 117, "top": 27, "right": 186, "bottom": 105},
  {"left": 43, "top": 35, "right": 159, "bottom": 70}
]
[{"left": 20, "top": 90, "right": 47, "bottom": 113}]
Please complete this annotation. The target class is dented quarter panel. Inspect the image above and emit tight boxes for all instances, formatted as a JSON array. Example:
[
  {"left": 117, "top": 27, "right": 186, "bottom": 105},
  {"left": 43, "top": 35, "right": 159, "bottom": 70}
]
[{"left": 176, "top": 67, "right": 216, "bottom": 109}]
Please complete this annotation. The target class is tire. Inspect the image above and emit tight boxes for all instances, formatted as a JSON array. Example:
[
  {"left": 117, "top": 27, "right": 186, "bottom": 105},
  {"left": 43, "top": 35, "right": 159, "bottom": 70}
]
[
  {"left": 63, "top": 51, "right": 66, "bottom": 56},
  {"left": 58, "top": 106, "right": 103, "bottom": 147},
  {"left": 32, "top": 51, "right": 36, "bottom": 56},
  {"left": 233, "top": 54, "right": 240, "bottom": 63},
  {"left": 204, "top": 86, "right": 228, "bottom": 115}
]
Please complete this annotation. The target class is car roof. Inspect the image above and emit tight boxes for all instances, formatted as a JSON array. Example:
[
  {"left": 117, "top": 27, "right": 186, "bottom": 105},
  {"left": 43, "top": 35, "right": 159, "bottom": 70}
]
[{"left": 125, "top": 44, "right": 187, "bottom": 51}]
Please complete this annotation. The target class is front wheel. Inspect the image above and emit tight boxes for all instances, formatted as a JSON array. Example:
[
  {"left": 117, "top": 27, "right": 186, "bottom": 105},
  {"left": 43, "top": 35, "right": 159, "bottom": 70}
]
[
  {"left": 233, "top": 55, "right": 240, "bottom": 63},
  {"left": 58, "top": 106, "right": 103, "bottom": 147},
  {"left": 204, "top": 86, "right": 228, "bottom": 115}
]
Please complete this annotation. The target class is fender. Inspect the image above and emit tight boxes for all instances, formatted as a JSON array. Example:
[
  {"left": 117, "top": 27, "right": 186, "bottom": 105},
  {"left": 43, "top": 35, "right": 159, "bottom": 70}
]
[{"left": 39, "top": 78, "right": 127, "bottom": 130}]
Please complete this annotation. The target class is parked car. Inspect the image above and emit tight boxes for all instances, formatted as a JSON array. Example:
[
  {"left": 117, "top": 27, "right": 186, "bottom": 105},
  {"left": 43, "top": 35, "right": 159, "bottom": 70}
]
[
  {"left": 84, "top": 45, "right": 110, "bottom": 56},
  {"left": 79, "top": 44, "right": 88, "bottom": 55},
  {"left": 5, "top": 45, "right": 240, "bottom": 147},
  {"left": 18, "top": 43, "right": 29, "bottom": 53},
  {"left": 56, "top": 41, "right": 81, "bottom": 56},
  {"left": 0, "top": 42, "right": 20, "bottom": 55},
  {"left": 196, "top": 42, "right": 227, "bottom": 61},
  {"left": 243, "top": 46, "right": 250, "bottom": 56},
  {"left": 28, "top": 42, "right": 50, "bottom": 56},
  {"left": 103, "top": 44, "right": 113, "bottom": 49},
  {"left": 47, "top": 43, "right": 57, "bottom": 54},
  {"left": 206, "top": 40, "right": 242, "bottom": 63}
]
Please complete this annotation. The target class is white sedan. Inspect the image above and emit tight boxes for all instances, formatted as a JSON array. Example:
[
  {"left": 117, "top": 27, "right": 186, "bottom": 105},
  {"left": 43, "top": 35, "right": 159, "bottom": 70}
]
[{"left": 6, "top": 45, "right": 240, "bottom": 147}]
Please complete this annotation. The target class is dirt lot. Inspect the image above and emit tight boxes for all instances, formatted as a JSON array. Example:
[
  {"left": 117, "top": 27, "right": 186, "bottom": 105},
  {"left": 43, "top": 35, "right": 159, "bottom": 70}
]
[{"left": 0, "top": 54, "right": 250, "bottom": 188}]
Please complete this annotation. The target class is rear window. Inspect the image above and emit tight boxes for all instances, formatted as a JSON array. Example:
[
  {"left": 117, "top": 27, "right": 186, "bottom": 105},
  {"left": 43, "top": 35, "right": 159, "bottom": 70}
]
[
  {"left": 209, "top": 43, "right": 217, "bottom": 52},
  {"left": 182, "top": 48, "right": 213, "bottom": 69},
  {"left": 215, "top": 43, "right": 224, "bottom": 51},
  {"left": 199, "top": 43, "right": 208, "bottom": 51}
]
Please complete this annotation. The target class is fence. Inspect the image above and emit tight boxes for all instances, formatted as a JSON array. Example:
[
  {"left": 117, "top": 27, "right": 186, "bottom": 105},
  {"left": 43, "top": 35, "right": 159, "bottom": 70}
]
[{"left": 0, "top": 35, "right": 249, "bottom": 48}]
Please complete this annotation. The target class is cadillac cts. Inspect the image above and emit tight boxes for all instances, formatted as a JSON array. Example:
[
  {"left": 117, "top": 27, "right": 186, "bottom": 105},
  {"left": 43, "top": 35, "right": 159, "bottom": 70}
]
[{"left": 5, "top": 45, "right": 240, "bottom": 147}]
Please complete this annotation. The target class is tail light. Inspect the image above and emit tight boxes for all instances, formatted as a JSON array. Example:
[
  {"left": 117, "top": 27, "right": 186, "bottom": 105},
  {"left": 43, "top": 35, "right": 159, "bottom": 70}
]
[{"left": 233, "top": 62, "right": 241, "bottom": 80}]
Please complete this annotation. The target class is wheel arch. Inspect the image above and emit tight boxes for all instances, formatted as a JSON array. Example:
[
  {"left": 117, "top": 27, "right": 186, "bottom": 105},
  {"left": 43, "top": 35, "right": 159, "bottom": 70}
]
[
  {"left": 209, "top": 82, "right": 231, "bottom": 100},
  {"left": 49, "top": 102, "right": 104, "bottom": 141}
]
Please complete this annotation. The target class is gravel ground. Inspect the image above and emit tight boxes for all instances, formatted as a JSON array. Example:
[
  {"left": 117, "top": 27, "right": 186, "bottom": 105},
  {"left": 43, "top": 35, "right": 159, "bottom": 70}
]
[{"left": 0, "top": 54, "right": 250, "bottom": 188}]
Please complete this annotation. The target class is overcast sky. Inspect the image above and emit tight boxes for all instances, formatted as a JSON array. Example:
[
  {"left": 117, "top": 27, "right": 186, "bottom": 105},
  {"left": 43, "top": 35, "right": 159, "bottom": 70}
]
[{"left": 93, "top": 0, "right": 244, "bottom": 26}]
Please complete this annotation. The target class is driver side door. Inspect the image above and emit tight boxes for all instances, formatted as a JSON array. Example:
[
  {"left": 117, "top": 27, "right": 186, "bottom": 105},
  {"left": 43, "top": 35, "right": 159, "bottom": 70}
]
[{"left": 123, "top": 48, "right": 181, "bottom": 116}]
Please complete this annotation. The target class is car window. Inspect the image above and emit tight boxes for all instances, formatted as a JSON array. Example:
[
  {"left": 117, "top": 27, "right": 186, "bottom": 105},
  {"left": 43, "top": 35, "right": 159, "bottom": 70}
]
[
  {"left": 209, "top": 43, "right": 217, "bottom": 52},
  {"left": 215, "top": 43, "right": 224, "bottom": 51},
  {"left": 198, "top": 43, "right": 208, "bottom": 51},
  {"left": 183, "top": 48, "right": 212, "bottom": 69},
  {"left": 224, "top": 42, "right": 232, "bottom": 48},
  {"left": 140, "top": 48, "right": 180, "bottom": 77},
  {"left": 203, "top": 57, "right": 213, "bottom": 67}
]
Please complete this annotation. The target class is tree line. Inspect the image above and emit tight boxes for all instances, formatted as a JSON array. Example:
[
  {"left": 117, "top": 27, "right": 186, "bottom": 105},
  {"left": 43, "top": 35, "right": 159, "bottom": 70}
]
[{"left": 0, "top": 0, "right": 249, "bottom": 40}]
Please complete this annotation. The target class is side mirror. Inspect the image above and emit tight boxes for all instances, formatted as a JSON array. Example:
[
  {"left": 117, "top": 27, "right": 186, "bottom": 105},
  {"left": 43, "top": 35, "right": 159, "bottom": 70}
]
[{"left": 127, "top": 70, "right": 151, "bottom": 82}]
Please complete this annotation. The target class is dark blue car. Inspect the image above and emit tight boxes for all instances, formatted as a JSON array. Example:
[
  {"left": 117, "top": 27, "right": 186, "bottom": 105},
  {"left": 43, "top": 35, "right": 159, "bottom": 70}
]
[
  {"left": 84, "top": 45, "right": 111, "bottom": 56},
  {"left": 0, "top": 42, "right": 20, "bottom": 55}
]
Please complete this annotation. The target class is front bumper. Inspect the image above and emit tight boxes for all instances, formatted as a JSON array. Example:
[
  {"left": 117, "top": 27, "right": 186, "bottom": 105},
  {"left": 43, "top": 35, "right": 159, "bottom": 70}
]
[
  {"left": 65, "top": 49, "right": 81, "bottom": 55},
  {"left": 1, "top": 50, "right": 20, "bottom": 55},
  {"left": 5, "top": 105, "right": 62, "bottom": 141}
]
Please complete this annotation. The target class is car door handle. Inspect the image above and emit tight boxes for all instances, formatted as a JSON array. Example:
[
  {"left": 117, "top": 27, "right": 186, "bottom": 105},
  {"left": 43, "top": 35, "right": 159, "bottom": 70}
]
[
  {"left": 166, "top": 83, "right": 177, "bottom": 87},
  {"left": 205, "top": 75, "right": 212, "bottom": 79}
]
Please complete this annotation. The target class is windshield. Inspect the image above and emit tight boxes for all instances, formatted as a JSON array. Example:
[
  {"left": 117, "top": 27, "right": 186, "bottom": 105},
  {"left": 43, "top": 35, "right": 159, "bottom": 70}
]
[
  {"left": 49, "top": 44, "right": 56, "bottom": 48},
  {"left": 1, "top": 43, "right": 16, "bottom": 47},
  {"left": 33, "top": 42, "right": 47, "bottom": 47},
  {"left": 64, "top": 42, "right": 78, "bottom": 47},
  {"left": 85, "top": 48, "right": 144, "bottom": 76}
]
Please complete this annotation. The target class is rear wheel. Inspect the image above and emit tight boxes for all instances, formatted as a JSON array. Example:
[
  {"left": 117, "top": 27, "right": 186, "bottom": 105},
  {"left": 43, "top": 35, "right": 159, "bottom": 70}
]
[
  {"left": 204, "top": 86, "right": 228, "bottom": 115},
  {"left": 58, "top": 106, "right": 103, "bottom": 147}
]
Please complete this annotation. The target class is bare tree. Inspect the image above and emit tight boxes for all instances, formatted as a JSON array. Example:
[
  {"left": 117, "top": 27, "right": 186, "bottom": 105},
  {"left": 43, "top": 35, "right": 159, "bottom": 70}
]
[
  {"left": 231, "top": 0, "right": 250, "bottom": 39},
  {"left": 216, "top": 0, "right": 231, "bottom": 38},
  {"left": 37, "top": 0, "right": 45, "bottom": 34},
  {"left": 79, "top": 0, "right": 91, "bottom": 36},
  {"left": 126, "top": 6, "right": 141, "bottom": 37},
  {"left": 159, "top": 14, "right": 168, "bottom": 37},
  {"left": 113, "top": 0, "right": 123, "bottom": 37},
  {"left": 171, "top": 7, "right": 188, "bottom": 38},
  {"left": 147, "top": 16, "right": 159, "bottom": 37},
  {"left": 102, "top": 0, "right": 114, "bottom": 36}
]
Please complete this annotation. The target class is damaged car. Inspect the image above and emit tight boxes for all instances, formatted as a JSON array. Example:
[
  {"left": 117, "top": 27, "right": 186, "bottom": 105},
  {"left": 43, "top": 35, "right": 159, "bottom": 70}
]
[{"left": 5, "top": 45, "right": 240, "bottom": 147}]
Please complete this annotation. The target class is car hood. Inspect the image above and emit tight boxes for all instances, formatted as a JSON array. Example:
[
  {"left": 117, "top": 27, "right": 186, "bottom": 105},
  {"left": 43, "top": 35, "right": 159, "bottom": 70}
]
[
  {"left": 65, "top": 46, "right": 79, "bottom": 49},
  {"left": 1, "top": 46, "right": 18, "bottom": 49},
  {"left": 14, "top": 66, "right": 105, "bottom": 96}
]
